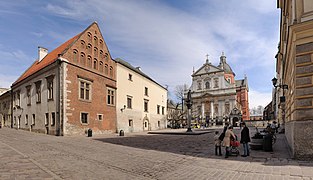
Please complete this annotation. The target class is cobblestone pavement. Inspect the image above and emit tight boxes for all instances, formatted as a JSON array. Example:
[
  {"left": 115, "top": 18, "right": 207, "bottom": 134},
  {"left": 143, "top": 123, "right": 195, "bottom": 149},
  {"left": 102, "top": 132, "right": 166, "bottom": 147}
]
[{"left": 0, "top": 127, "right": 313, "bottom": 180}]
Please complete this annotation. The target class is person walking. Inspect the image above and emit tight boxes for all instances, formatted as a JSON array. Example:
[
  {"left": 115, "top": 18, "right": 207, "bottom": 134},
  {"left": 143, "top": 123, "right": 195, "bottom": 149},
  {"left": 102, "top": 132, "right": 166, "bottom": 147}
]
[
  {"left": 214, "top": 131, "right": 222, "bottom": 156},
  {"left": 240, "top": 122, "right": 251, "bottom": 157},
  {"left": 223, "top": 126, "right": 236, "bottom": 158}
]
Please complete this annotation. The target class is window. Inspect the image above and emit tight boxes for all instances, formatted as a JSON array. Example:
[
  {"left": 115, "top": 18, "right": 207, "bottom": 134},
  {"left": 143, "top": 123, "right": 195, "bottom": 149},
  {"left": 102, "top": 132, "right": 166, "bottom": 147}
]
[
  {"left": 79, "top": 80, "right": 91, "bottom": 101},
  {"left": 87, "top": 32, "right": 92, "bottom": 41},
  {"left": 107, "top": 88, "right": 115, "bottom": 106},
  {"left": 162, "top": 106, "right": 165, "bottom": 115},
  {"left": 35, "top": 81, "right": 41, "bottom": 103},
  {"left": 99, "top": 39, "right": 103, "bottom": 48},
  {"left": 87, "top": 56, "right": 92, "bottom": 67},
  {"left": 80, "top": 52, "right": 86, "bottom": 65},
  {"left": 100, "top": 50, "right": 103, "bottom": 60},
  {"left": 157, "top": 105, "right": 160, "bottom": 114},
  {"left": 158, "top": 121, "right": 160, "bottom": 127},
  {"left": 73, "top": 49, "right": 78, "bottom": 62},
  {"left": 97, "top": 114, "right": 103, "bottom": 121},
  {"left": 99, "top": 61, "right": 103, "bottom": 72},
  {"left": 214, "top": 78, "right": 219, "bottom": 88},
  {"left": 51, "top": 112, "right": 55, "bottom": 126},
  {"left": 87, "top": 44, "right": 92, "bottom": 54},
  {"left": 104, "top": 64, "right": 108, "bottom": 75},
  {"left": 47, "top": 77, "right": 54, "bottom": 100},
  {"left": 144, "top": 87, "right": 148, "bottom": 96},
  {"left": 129, "top": 119, "right": 133, "bottom": 127},
  {"left": 144, "top": 99, "right": 149, "bottom": 112},
  {"left": 144, "top": 121, "right": 148, "bottom": 127},
  {"left": 127, "top": 96, "right": 132, "bottom": 109},
  {"left": 94, "top": 47, "right": 98, "bottom": 57},
  {"left": 128, "top": 74, "right": 132, "bottom": 81},
  {"left": 26, "top": 85, "right": 31, "bottom": 105},
  {"left": 94, "top": 36, "right": 98, "bottom": 46},
  {"left": 45, "top": 113, "right": 49, "bottom": 125},
  {"left": 109, "top": 66, "right": 113, "bottom": 77},
  {"left": 25, "top": 114, "right": 28, "bottom": 125},
  {"left": 32, "top": 114, "right": 35, "bottom": 125},
  {"left": 93, "top": 59, "right": 98, "bottom": 70},
  {"left": 105, "top": 53, "right": 109, "bottom": 60},
  {"left": 205, "top": 81, "right": 210, "bottom": 89},
  {"left": 16, "top": 90, "right": 20, "bottom": 107},
  {"left": 81, "top": 112, "right": 88, "bottom": 124},
  {"left": 80, "top": 40, "right": 85, "bottom": 49},
  {"left": 197, "top": 81, "right": 202, "bottom": 90}
]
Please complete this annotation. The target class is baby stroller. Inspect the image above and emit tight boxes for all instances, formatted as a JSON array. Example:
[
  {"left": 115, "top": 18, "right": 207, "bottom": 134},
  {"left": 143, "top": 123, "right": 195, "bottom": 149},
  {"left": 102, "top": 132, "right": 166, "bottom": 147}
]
[{"left": 229, "top": 135, "right": 240, "bottom": 156}]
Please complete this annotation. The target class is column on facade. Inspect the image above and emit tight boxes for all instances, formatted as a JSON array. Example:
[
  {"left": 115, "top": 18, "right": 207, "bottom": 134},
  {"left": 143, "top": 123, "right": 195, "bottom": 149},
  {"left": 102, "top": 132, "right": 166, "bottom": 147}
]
[
  {"left": 201, "top": 103, "right": 205, "bottom": 125},
  {"left": 211, "top": 101, "right": 214, "bottom": 126}
]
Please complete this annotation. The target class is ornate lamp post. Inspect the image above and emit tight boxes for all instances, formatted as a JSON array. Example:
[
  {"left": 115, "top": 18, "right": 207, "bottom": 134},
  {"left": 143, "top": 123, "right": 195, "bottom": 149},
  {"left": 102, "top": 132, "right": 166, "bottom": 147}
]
[
  {"left": 186, "top": 90, "right": 193, "bottom": 132},
  {"left": 272, "top": 77, "right": 288, "bottom": 129}
]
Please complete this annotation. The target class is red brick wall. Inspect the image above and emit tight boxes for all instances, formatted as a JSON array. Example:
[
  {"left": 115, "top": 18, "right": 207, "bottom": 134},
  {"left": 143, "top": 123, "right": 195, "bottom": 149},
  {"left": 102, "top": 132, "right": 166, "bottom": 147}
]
[
  {"left": 62, "top": 23, "right": 117, "bottom": 134},
  {"left": 236, "top": 88, "right": 250, "bottom": 120}
]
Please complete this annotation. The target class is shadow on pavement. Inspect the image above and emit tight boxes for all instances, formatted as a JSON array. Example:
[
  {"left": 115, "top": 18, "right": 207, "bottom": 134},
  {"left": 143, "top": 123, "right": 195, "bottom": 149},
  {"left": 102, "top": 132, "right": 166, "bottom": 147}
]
[{"left": 93, "top": 128, "right": 312, "bottom": 166}]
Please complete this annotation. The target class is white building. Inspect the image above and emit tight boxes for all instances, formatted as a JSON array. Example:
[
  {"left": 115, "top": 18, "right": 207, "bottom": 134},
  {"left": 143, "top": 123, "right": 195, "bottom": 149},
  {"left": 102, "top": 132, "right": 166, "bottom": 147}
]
[{"left": 115, "top": 58, "right": 167, "bottom": 133}]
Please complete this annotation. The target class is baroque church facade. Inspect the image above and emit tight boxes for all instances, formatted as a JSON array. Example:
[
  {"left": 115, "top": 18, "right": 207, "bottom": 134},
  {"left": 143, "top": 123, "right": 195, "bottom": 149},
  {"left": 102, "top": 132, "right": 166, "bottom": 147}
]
[{"left": 189, "top": 53, "right": 249, "bottom": 126}]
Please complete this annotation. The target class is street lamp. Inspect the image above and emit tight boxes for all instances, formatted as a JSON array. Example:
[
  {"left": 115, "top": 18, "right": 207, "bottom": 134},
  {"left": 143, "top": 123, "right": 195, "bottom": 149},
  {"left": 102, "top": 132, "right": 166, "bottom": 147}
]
[
  {"left": 271, "top": 77, "right": 288, "bottom": 130},
  {"left": 186, "top": 90, "right": 193, "bottom": 132}
]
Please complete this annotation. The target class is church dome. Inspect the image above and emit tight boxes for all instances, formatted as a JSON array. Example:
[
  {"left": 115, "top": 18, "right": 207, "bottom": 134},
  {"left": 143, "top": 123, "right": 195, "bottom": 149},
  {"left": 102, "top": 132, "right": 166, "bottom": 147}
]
[{"left": 218, "top": 52, "right": 235, "bottom": 76}]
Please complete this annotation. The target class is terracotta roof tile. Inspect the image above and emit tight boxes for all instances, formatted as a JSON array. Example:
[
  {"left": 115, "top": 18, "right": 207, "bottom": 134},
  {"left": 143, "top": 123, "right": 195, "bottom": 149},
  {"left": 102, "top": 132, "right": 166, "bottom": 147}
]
[{"left": 12, "top": 33, "right": 81, "bottom": 86}]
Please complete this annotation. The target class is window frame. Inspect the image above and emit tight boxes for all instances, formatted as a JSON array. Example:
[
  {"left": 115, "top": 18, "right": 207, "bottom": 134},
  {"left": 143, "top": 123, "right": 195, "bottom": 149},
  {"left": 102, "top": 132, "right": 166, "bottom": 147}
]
[
  {"left": 46, "top": 75, "right": 54, "bottom": 101},
  {"left": 80, "top": 112, "right": 89, "bottom": 124},
  {"left": 78, "top": 78, "right": 92, "bottom": 102},
  {"left": 107, "top": 87, "right": 115, "bottom": 106},
  {"left": 144, "top": 99, "right": 149, "bottom": 112},
  {"left": 35, "top": 81, "right": 41, "bottom": 103},
  {"left": 26, "top": 85, "right": 31, "bottom": 105},
  {"left": 127, "top": 96, "right": 132, "bottom": 109}
]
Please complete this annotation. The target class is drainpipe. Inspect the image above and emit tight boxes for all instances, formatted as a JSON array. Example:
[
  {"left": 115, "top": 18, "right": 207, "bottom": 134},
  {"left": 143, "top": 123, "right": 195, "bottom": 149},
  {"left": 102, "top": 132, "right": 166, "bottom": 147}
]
[{"left": 56, "top": 57, "right": 61, "bottom": 136}]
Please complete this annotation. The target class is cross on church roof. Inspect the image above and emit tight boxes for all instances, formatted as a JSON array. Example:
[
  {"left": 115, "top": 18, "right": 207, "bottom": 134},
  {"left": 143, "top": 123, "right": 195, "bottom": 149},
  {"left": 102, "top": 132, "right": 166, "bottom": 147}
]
[{"left": 205, "top": 54, "right": 209, "bottom": 64}]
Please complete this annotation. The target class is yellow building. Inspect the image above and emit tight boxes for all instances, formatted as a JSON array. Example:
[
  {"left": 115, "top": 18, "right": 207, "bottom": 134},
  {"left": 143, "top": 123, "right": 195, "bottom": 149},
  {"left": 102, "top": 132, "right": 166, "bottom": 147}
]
[{"left": 276, "top": 0, "right": 313, "bottom": 159}]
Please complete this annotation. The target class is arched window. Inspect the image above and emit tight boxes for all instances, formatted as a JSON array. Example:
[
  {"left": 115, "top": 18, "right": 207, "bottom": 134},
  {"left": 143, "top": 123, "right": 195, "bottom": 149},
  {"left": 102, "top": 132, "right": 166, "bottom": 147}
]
[
  {"left": 105, "top": 53, "right": 109, "bottom": 61},
  {"left": 99, "top": 39, "right": 103, "bottom": 48},
  {"left": 99, "top": 61, "right": 103, "bottom": 72},
  {"left": 197, "top": 81, "right": 202, "bottom": 90},
  {"left": 104, "top": 64, "right": 108, "bottom": 75},
  {"left": 100, "top": 50, "right": 103, "bottom": 60},
  {"left": 80, "top": 40, "right": 85, "bottom": 49},
  {"left": 109, "top": 66, "right": 113, "bottom": 77},
  {"left": 94, "top": 47, "right": 98, "bottom": 57},
  {"left": 93, "top": 58, "right": 98, "bottom": 70},
  {"left": 80, "top": 52, "right": 85, "bottom": 65},
  {"left": 87, "top": 32, "right": 92, "bottom": 42},
  {"left": 87, "top": 56, "right": 92, "bottom": 68},
  {"left": 94, "top": 36, "right": 98, "bottom": 46},
  {"left": 87, "top": 44, "right": 92, "bottom": 54},
  {"left": 205, "top": 81, "right": 210, "bottom": 89},
  {"left": 73, "top": 49, "right": 78, "bottom": 63}
]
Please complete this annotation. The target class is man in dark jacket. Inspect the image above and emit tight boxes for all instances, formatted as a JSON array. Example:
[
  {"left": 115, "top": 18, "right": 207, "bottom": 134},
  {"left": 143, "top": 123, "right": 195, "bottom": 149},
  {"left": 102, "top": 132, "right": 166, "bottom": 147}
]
[{"left": 240, "top": 122, "right": 250, "bottom": 157}]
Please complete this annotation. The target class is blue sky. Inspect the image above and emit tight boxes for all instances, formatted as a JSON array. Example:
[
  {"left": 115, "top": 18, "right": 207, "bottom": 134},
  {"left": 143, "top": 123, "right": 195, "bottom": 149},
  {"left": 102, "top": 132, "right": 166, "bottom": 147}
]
[{"left": 0, "top": 0, "right": 279, "bottom": 109}]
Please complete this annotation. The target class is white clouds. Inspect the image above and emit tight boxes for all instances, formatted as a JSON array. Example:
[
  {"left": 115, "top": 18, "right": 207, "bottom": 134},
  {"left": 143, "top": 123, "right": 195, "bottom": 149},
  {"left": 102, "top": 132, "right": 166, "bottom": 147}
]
[
  {"left": 0, "top": 0, "right": 279, "bottom": 107},
  {"left": 249, "top": 89, "right": 272, "bottom": 109}
]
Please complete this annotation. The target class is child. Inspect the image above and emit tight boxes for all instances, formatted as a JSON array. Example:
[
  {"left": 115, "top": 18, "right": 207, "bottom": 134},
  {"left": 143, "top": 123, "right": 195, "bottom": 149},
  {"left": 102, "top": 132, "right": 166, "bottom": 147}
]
[{"left": 214, "top": 131, "right": 222, "bottom": 156}]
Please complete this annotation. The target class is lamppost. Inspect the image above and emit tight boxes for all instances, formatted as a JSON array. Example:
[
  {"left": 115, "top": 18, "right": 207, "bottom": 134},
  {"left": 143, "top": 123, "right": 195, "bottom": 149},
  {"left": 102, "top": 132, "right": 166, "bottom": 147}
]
[
  {"left": 271, "top": 77, "right": 288, "bottom": 129},
  {"left": 186, "top": 90, "right": 193, "bottom": 132}
]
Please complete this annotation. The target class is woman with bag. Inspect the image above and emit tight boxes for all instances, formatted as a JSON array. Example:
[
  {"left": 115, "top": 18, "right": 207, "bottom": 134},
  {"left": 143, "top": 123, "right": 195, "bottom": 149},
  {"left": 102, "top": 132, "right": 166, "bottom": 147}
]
[{"left": 223, "top": 125, "right": 236, "bottom": 158}]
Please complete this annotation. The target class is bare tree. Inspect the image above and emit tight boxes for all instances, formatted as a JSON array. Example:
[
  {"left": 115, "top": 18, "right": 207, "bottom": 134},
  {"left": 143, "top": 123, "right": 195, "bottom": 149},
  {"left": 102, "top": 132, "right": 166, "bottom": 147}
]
[{"left": 174, "top": 84, "right": 188, "bottom": 111}]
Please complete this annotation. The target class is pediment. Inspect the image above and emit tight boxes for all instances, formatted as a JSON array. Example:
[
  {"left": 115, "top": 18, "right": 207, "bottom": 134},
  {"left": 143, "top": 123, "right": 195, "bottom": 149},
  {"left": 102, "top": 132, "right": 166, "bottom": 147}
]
[{"left": 193, "top": 63, "right": 223, "bottom": 76}]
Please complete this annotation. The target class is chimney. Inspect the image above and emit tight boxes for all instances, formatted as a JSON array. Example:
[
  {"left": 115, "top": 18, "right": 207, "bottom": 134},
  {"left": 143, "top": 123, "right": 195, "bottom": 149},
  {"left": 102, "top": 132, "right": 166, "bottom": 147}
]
[{"left": 38, "top": 46, "right": 48, "bottom": 62}]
